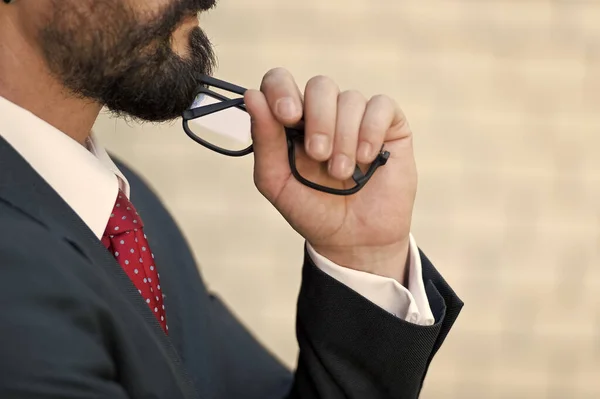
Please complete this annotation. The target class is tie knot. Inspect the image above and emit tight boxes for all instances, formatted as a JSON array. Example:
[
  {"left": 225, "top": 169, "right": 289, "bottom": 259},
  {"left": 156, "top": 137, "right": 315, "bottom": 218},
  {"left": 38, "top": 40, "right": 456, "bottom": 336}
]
[{"left": 104, "top": 190, "right": 144, "bottom": 236}]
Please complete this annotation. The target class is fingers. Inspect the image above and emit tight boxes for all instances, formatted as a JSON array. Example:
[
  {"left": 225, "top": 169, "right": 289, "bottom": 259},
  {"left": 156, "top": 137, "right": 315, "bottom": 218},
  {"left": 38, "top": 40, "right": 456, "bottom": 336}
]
[
  {"left": 328, "top": 92, "right": 400, "bottom": 181},
  {"left": 253, "top": 68, "right": 408, "bottom": 185},
  {"left": 329, "top": 90, "right": 366, "bottom": 179},
  {"left": 357, "top": 95, "right": 398, "bottom": 164},
  {"left": 304, "top": 76, "right": 340, "bottom": 162},
  {"left": 248, "top": 67, "right": 305, "bottom": 195},
  {"left": 245, "top": 88, "right": 285, "bottom": 152},
  {"left": 244, "top": 88, "right": 291, "bottom": 200},
  {"left": 260, "top": 67, "right": 304, "bottom": 126}
]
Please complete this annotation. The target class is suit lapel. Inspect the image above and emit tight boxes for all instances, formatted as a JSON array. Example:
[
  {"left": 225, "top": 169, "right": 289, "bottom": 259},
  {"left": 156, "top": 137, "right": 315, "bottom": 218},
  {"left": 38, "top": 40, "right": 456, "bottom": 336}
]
[{"left": 0, "top": 136, "right": 200, "bottom": 399}]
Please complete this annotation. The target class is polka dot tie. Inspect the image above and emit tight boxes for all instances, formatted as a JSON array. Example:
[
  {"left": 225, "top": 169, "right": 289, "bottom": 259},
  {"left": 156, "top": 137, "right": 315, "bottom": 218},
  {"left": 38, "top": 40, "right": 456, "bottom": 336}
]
[{"left": 101, "top": 190, "right": 168, "bottom": 334}]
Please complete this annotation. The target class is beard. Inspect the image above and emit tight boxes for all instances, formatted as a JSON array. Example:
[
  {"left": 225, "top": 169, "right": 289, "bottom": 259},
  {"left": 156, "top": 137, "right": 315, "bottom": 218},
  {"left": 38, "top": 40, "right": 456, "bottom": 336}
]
[{"left": 39, "top": 0, "right": 217, "bottom": 122}]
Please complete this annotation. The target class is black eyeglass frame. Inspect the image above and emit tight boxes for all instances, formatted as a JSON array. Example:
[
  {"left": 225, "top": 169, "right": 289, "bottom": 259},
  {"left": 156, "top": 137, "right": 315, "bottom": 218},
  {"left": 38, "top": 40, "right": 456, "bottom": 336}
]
[{"left": 182, "top": 75, "right": 390, "bottom": 196}]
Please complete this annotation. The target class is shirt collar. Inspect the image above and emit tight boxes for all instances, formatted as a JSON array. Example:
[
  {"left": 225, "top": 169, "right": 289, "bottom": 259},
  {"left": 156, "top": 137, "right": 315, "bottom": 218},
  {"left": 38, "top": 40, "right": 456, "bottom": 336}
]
[{"left": 0, "top": 95, "right": 130, "bottom": 240}]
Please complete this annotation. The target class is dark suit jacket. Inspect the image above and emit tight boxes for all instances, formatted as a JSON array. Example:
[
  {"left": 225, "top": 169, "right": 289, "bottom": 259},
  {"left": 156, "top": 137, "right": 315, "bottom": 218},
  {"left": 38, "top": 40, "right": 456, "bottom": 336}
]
[{"left": 0, "top": 136, "right": 463, "bottom": 399}]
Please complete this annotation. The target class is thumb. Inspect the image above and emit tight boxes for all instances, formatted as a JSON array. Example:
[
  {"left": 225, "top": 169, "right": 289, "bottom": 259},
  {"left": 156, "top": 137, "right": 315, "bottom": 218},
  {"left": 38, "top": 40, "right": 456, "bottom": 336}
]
[{"left": 244, "top": 89, "right": 292, "bottom": 200}]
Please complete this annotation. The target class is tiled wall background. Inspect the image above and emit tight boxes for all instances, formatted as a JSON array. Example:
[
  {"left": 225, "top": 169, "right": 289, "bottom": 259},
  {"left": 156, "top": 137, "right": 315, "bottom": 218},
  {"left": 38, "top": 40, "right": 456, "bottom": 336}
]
[{"left": 94, "top": 1, "right": 600, "bottom": 397}]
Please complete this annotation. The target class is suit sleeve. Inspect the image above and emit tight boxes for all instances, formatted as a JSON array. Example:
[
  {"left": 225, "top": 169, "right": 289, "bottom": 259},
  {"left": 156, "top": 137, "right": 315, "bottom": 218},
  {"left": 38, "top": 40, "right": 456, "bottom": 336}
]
[
  {"left": 0, "top": 231, "right": 130, "bottom": 399},
  {"left": 205, "top": 247, "right": 462, "bottom": 399},
  {"left": 286, "top": 248, "right": 463, "bottom": 399}
]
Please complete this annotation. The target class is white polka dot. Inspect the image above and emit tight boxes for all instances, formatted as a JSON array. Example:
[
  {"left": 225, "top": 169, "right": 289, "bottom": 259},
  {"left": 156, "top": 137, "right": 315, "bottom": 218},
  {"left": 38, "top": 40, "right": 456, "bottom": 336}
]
[
  {"left": 122, "top": 216, "right": 126, "bottom": 220},
  {"left": 152, "top": 254, "right": 155, "bottom": 259},
  {"left": 154, "top": 307, "right": 158, "bottom": 313},
  {"left": 149, "top": 265, "right": 154, "bottom": 271},
  {"left": 119, "top": 195, "right": 122, "bottom": 199},
  {"left": 124, "top": 260, "right": 129, "bottom": 265},
  {"left": 135, "top": 238, "right": 138, "bottom": 243},
  {"left": 142, "top": 247, "right": 146, "bottom": 251},
  {"left": 134, "top": 269, "right": 139, "bottom": 274},
  {"left": 143, "top": 278, "right": 147, "bottom": 283},
  {"left": 157, "top": 285, "right": 161, "bottom": 290},
  {"left": 139, "top": 258, "right": 143, "bottom": 263},
  {"left": 110, "top": 213, "right": 114, "bottom": 218},
  {"left": 156, "top": 296, "right": 160, "bottom": 301},
  {"left": 134, "top": 229, "right": 138, "bottom": 232},
  {"left": 130, "top": 249, "right": 135, "bottom": 253},
  {"left": 114, "top": 226, "right": 119, "bottom": 231},
  {"left": 144, "top": 234, "right": 147, "bottom": 238},
  {"left": 161, "top": 316, "right": 164, "bottom": 321},
  {"left": 162, "top": 304, "right": 165, "bottom": 310},
  {"left": 127, "top": 207, "right": 131, "bottom": 210},
  {"left": 138, "top": 289, "right": 142, "bottom": 294},
  {"left": 133, "top": 220, "right": 138, "bottom": 224},
  {"left": 166, "top": 325, "right": 169, "bottom": 330},
  {"left": 114, "top": 251, "right": 119, "bottom": 256},
  {"left": 120, "top": 240, "right": 125, "bottom": 245},
  {"left": 146, "top": 298, "right": 150, "bottom": 303},
  {"left": 150, "top": 288, "right": 154, "bottom": 292},
  {"left": 116, "top": 203, "right": 121, "bottom": 207},
  {"left": 109, "top": 235, "right": 114, "bottom": 238},
  {"left": 147, "top": 278, "right": 152, "bottom": 283}
]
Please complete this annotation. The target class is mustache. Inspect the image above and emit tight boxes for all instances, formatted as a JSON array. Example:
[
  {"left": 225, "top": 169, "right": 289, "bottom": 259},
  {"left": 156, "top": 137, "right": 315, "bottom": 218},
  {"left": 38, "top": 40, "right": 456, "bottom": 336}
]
[{"left": 108, "top": 0, "right": 217, "bottom": 79}]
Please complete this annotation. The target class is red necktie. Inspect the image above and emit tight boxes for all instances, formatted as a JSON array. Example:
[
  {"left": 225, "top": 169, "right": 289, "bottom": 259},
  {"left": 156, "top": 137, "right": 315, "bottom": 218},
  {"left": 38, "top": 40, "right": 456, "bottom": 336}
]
[{"left": 101, "top": 190, "right": 168, "bottom": 334}]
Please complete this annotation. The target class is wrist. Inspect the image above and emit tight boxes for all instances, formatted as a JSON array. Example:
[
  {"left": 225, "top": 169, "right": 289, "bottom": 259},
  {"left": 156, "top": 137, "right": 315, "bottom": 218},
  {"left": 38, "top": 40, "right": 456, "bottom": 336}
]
[{"left": 310, "top": 239, "right": 410, "bottom": 284}]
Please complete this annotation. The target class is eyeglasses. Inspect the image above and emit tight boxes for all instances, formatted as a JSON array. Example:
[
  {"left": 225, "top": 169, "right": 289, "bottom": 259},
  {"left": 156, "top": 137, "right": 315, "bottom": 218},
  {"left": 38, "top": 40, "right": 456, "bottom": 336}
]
[{"left": 182, "top": 75, "right": 390, "bottom": 196}]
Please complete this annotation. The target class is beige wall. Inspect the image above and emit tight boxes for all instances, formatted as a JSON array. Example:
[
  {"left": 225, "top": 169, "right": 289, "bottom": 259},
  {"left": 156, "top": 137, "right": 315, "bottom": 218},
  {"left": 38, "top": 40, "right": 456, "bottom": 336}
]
[{"left": 94, "top": 1, "right": 600, "bottom": 397}]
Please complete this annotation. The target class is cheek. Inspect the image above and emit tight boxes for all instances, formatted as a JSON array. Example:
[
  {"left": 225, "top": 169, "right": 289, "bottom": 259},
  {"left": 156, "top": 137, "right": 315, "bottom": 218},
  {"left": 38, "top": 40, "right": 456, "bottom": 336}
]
[
  {"left": 127, "top": 0, "right": 174, "bottom": 18},
  {"left": 15, "top": 1, "right": 54, "bottom": 43},
  {"left": 170, "top": 18, "right": 199, "bottom": 57}
]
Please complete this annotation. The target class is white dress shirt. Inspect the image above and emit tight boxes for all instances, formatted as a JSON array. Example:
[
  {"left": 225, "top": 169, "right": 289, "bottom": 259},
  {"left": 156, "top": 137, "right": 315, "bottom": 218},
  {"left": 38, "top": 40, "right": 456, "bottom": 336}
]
[{"left": 0, "top": 95, "right": 434, "bottom": 326}]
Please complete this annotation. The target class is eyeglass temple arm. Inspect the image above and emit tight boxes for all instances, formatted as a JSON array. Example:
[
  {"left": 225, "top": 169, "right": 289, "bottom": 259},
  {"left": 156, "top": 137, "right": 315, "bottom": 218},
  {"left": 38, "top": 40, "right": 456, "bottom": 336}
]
[
  {"left": 199, "top": 74, "right": 248, "bottom": 95},
  {"left": 186, "top": 90, "right": 390, "bottom": 184},
  {"left": 352, "top": 148, "right": 390, "bottom": 184},
  {"left": 286, "top": 127, "right": 390, "bottom": 185},
  {"left": 183, "top": 97, "right": 245, "bottom": 120}
]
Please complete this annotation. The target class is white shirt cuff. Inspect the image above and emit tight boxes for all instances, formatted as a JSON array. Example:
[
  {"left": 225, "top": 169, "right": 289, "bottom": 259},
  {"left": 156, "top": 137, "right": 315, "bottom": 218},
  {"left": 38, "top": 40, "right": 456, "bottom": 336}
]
[{"left": 306, "top": 234, "right": 434, "bottom": 326}]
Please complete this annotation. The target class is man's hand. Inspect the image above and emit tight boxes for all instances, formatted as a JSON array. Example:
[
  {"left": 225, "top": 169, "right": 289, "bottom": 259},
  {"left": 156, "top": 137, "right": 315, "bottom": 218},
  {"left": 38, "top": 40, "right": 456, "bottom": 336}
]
[{"left": 245, "top": 68, "right": 417, "bottom": 283}]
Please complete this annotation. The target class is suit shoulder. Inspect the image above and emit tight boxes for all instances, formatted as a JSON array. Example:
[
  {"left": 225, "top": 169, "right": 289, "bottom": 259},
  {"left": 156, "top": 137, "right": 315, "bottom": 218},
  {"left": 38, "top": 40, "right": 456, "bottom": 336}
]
[
  {"left": 0, "top": 200, "right": 86, "bottom": 281},
  {"left": 1, "top": 199, "right": 61, "bottom": 249}
]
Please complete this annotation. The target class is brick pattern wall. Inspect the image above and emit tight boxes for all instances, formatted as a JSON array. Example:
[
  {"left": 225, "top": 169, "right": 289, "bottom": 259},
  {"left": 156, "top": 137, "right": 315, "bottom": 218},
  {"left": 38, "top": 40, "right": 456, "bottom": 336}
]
[{"left": 95, "top": 1, "right": 600, "bottom": 397}]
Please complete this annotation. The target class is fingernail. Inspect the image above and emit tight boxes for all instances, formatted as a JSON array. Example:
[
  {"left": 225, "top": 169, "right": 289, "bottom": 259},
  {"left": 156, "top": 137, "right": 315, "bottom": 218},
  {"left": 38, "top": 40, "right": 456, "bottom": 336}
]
[
  {"left": 308, "top": 134, "right": 330, "bottom": 159},
  {"left": 275, "top": 97, "right": 298, "bottom": 120},
  {"left": 331, "top": 154, "right": 353, "bottom": 179},
  {"left": 357, "top": 142, "right": 373, "bottom": 162}
]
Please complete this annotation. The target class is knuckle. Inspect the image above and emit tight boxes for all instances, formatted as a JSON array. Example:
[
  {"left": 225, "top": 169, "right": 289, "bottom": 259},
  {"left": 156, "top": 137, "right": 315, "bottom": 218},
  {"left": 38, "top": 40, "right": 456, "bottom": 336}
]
[
  {"left": 334, "top": 130, "right": 357, "bottom": 150},
  {"left": 261, "top": 67, "right": 291, "bottom": 88},
  {"left": 306, "top": 75, "right": 338, "bottom": 91},
  {"left": 308, "top": 128, "right": 333, "bottom": 137},
  {"left": 340, "top": 90, "right": 366, "bottom": 104},
  {"left": 265, "top": 67, "right": 290, "bottom": 79},
  {"left": 308, "top": 128, "right": 335, "bottom": 143},
  {"left": 370, "top": 94, "right": 394, "bottom": 109},
  {"left": 360, "top": 120, "right": 385, "bottom": 136}
]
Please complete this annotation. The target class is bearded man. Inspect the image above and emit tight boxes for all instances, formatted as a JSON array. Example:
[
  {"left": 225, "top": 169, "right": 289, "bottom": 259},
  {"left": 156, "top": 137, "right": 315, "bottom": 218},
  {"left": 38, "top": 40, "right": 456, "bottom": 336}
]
[{"left": 0, "top": 1, "right": 462, "bottom": 398}]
